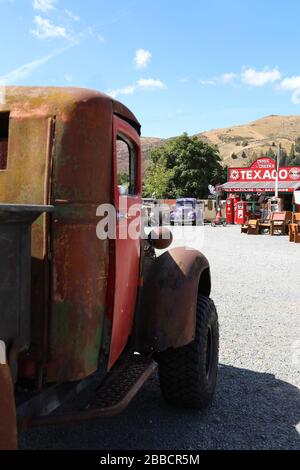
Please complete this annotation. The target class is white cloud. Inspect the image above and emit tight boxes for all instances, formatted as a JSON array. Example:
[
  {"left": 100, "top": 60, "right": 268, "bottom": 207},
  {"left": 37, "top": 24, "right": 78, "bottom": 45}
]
[
  {"left": 279, "top": 76, "right": 300, "bottom": 104},
  {"left": 108, "top": 85, "right": 136, "bottom": 99},
  {"left": 220, "top": 72, "right": 237, "bottom": 84},
  {"left": 33, "top": 0, "right": 56, "bottom": 13},
  {"left": 65, "top": 9, "right": 80, "bottom": 22},
  {"left": 242, "top": 67, "right": 281, "bottom": 86},
  {"left": 107, "top": 78, "right": 167, "bottom": 99},
  {"left": 199, "top": 78, "right": 216, "bottom": 86},
  {"left": 200, "top": 67, "right": 280, "bottom": 87},
  {"left": 200, "top": 65, "right": 300, "bottom": 105},
  {"left": 200, "top": 72, "right": 237, "bottom": 86},
  {"left": 0, "top": 45, "right": 73, "bottom": 85},
  {"left": 137, "top": 78, "right": 166, "bottom": 90},
  {"left": 135, "top": 49, "right": 152, "bottom": 69},
  {"left": 31, "top": 15, "right": 68, "bottom": 39},
  {"left": 279, "top": 76, "right": 300, "bottom": 91}
]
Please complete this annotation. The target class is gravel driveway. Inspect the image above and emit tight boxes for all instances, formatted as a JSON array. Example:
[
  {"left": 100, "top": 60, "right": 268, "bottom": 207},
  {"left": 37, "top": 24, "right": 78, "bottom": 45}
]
[{"left": 19, "top": 226, "right": 300, "bottom": 450}]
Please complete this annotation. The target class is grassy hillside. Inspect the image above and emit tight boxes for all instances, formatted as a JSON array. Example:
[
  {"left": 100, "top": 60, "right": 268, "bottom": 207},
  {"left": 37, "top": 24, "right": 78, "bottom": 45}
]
[
  {"left": 117, "top": 115, "right": 300, "bottom": 176},
  {"left": 198, "top": 115, "right": 300, "bottom": 167}
]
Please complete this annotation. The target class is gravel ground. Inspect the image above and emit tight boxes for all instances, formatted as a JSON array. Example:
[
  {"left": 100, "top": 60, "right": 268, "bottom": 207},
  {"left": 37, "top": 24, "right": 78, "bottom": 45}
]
[{"left": 19, "top": 226, "right": 300, "bottom": 450}]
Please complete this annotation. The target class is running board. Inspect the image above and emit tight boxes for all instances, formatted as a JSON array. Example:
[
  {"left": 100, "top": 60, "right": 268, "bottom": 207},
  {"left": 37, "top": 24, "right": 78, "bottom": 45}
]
[{"left": 29, "top": 355, "right": 157, "bottom": 428}]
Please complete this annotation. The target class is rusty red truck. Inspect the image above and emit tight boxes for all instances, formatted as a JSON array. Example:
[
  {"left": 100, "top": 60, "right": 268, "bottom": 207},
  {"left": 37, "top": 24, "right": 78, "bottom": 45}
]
[{"left": 0, "top": 87, "right": 219, "bottom": 450}]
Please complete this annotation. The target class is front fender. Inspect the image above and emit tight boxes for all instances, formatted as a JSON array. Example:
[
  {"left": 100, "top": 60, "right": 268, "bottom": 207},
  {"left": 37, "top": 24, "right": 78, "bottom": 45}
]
[{"left": 135, "top": 247, "right": 211, "bottom": 354}]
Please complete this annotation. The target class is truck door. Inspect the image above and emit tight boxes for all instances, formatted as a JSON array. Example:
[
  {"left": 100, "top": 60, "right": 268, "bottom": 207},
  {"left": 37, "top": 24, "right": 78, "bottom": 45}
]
[{"left": 109, "top": 115, "right": 142, "bottom": 368}]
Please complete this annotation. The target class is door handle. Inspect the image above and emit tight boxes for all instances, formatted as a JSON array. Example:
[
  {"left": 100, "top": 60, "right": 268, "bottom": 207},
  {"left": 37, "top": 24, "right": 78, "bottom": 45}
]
[{"left": 117, "top": 211, "right": 129, "bottom": 221}]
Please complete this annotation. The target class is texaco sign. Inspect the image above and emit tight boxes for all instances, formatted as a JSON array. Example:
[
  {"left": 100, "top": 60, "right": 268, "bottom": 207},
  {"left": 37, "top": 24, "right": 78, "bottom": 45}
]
[{"left": 228, "top": 158, "right": 300, "bottom": 182}]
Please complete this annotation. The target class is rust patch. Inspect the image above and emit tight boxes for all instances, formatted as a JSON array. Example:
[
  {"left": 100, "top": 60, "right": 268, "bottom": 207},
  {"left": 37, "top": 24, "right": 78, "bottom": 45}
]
[
  {"left": 47, "top": 207, "right": 109, "bottom": 382},
  {"left": 0, "top": 86, "right": 140, "bottom": 384}
]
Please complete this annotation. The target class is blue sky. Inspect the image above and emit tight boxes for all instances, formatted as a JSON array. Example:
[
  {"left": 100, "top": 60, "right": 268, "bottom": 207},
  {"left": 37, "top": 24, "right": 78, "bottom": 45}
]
[{"left": 1, "top": 0, "right": 300, "bottom": 137}]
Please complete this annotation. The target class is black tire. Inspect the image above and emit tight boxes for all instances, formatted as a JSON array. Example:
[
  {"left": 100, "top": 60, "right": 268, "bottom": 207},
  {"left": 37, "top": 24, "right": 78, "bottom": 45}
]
[{"left": 157, "top": 296, "right": 219, "bottom": 410}]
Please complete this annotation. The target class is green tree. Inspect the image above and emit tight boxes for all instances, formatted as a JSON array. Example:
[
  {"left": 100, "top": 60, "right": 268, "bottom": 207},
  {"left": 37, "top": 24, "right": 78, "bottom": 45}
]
[
  {"left": 266, "top": 147, "right": 275, "bottom": 159},
  {"left": 118, "top": 172, "right": 129, "bottom": 186},
  {"left": 289, "top": 143, "right": 296, "bottom": 160},
  {"left": 247, "top": 152, "right": 258, "bottom": 166},
  {"left": 143, "top": 133, "right": 224, "bottom": 199},
  {"left": 281, "top": 149, "right": 288, "bottom": 166},
  {"left": 143, "top": 158, "right": 174, "bottom": 198},
  {"left": 219, "top": 164, "right": 229, "bottom": 184}
]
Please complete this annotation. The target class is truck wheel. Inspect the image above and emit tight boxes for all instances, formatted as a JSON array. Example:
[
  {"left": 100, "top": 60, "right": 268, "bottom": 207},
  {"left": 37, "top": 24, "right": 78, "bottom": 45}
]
[{"left": 157, "top": 296, "right": 219, "bottom": 410}]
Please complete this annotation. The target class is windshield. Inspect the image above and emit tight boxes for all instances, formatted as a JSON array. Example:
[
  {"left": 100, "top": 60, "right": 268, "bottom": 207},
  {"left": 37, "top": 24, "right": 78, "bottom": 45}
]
[{"left": 176, "top": 200, "right": 195, "bottom": 208}]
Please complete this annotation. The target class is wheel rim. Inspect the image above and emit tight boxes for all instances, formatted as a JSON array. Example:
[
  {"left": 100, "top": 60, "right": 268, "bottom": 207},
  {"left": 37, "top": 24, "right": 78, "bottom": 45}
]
[{"left": 206, "top": 325, "right": 213, "bottom": 379}]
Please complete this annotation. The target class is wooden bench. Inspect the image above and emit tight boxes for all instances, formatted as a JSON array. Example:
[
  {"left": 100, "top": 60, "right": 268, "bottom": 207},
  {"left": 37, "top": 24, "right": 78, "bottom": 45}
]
[
  {"left": 247, "top": 220, "right": 259, "bottom": 235},
  {"left": 258, "top": 219, "right": 271, "bottom": 234},
  {"left": 270, "top": 211, "right": 291, "bottom": 236},
  {"left": 289, "top": 213, "right": 300, "bottom": 243},
  {"left": 241, "top": 223, "right": 248, "bottom": 234}
]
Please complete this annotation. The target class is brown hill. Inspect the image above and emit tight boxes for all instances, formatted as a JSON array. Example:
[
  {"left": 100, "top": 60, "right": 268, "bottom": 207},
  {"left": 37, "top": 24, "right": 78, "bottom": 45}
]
[
  {"left": 140, "top": 137, "right": 166, "bottom": 171},
  {"left": 197, "top": 114, "right": 300, "bottom": 167},
  {"left": 118, "top": 115, "right": 300, "bottom": 176},
  {"left": 118, "top": 136, "right": 166, "bottom": 175}
]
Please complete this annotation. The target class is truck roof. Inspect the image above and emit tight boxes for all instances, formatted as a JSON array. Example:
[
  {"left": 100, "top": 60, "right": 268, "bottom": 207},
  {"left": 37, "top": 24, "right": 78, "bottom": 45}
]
[
  {"left": 0, "top": 86, "right": 141, "bottom": 134},
  {"left": 177, "top": 198, "right": 197, "bottom": 203}
]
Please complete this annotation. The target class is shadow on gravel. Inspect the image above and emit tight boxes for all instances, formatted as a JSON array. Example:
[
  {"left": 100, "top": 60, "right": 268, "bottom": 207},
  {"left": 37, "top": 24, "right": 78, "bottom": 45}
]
[{"left": 19, "top": 364, "right": 300, "bottom": 450}]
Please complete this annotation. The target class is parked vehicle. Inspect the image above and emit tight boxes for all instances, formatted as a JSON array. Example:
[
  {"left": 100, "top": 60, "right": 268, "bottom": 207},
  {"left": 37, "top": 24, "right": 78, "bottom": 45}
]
[
  {"left": 198, "top": 199, "right": 218, "bottom": 223},
  {"left": 142, "top": 198, "right": 172, "bottom": 226},
  {"left": 170, "top": 198, "right": 204, "bottom": 226},
  {"left": 0, "top": 87, "right": 219, "bottom": 449}
]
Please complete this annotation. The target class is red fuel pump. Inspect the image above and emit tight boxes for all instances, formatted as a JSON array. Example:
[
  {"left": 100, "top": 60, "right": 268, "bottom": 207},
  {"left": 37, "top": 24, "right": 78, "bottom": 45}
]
[
  {"left": 234, "top": 201, "right": 248, "bottom": 225},
  {"left": 233, "top": 196, "right": 241, "bottom": 224},
  {"left": 226, "top": 198, "right": 234, "bottom": 224}
]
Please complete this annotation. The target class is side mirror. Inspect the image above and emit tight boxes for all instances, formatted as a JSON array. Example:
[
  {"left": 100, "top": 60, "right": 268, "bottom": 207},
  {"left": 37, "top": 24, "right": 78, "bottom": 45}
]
[{"left": 148, "top": 227, "right": 173, "bottom": 250}]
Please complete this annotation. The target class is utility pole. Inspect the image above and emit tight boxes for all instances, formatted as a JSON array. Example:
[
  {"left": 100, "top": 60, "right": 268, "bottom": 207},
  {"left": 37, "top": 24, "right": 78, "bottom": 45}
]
[{"left": 275, "top": 144, "right": 281, "bottom": 198}]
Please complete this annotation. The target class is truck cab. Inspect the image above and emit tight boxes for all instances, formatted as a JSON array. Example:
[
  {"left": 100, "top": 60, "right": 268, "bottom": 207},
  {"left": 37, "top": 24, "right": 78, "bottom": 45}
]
[{"left": 0, "top": 87, "right": 219, "bottom": 449}]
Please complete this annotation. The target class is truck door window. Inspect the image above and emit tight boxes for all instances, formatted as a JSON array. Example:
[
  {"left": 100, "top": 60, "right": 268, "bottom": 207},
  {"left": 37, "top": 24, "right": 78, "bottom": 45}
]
[
  {"left": 0, "top": 112, "right": 9, "bottom": 170},
  {"left": 117, "top": 135, "right": 137, "bottom": 196}
]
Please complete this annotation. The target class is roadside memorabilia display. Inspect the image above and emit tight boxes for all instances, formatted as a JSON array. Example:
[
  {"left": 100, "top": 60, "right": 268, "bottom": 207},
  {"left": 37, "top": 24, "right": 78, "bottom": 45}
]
[{"left": 267, "top": 197, "right": 284, "bottom": 217}]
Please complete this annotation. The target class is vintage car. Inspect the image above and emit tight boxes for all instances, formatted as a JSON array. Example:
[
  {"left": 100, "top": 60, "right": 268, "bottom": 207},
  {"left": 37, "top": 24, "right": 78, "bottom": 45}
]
[
  {"left": 0, "top": 87, "right": 219, "bottom": 449},
  {"left": 170, "top": 198, "right": 204, "bottom": 226},
  {"left": 142, "top": 198, "right": 172, "bottom": 226}
]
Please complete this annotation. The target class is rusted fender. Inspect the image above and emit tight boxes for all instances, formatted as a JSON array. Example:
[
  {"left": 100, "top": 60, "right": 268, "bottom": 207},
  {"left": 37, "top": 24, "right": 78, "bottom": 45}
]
[
  {"left": 0, "top": 342, "right": 17, "bottom": 450},
  {"left": 135, "top": 247, "right": 211, "bottom": 354}
]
